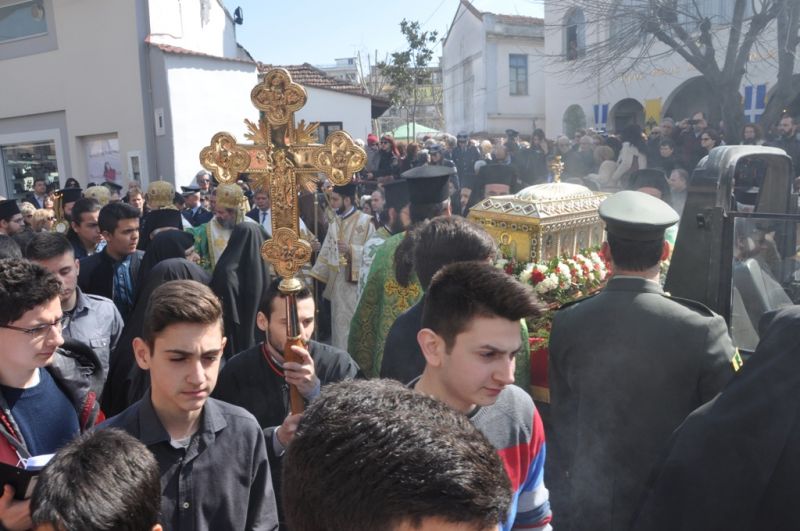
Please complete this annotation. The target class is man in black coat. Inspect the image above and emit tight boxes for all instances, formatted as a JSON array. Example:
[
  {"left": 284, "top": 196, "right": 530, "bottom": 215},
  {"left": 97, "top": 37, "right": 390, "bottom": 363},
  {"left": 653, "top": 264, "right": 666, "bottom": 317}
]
[
  {"left": 632, "top": 305, "right": 800, "bottom": 530},
  {"left": 213, "top": 277, "right": 360, "bottom": 528},
  {"left": 547, "top": 191, "right": 738, "bottom": 530},
  {"left": 428, "top": 144, "right": 460, "bottom": 191},
  {"left": 450, "top": 132, "right": 481, "bottom": 193},
  {"left": 77, "top": 203, "right": 143, "bottom": 322},
  {"left": 767, "top": 114, "right": 800, "bottom": 178},
  {"left": 23, "top": 176, "right": 49, "bottom": 209}
]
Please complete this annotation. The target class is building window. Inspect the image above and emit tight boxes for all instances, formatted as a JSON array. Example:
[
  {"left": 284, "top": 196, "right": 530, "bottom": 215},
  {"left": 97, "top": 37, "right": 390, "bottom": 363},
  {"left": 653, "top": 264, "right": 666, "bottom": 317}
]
[
  {"left": 509, "top": 54, "right": 528, "bottom": 96},
  {"left": 1, "top": 140, "right": 59, "bottom": 200},
  {"left": 0, "top": 1, "right": 47, "bottom": 44},
  {"left": 565, "top": 8, "right": 586, "bottom": 60},
  {"left": 317, "top": 122, "right": 343, "bottom": 143}
]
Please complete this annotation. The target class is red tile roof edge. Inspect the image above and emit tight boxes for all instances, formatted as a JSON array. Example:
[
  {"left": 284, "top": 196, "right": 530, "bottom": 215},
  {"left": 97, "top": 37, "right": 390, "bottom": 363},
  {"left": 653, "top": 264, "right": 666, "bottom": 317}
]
[
  {"left": 144, "top": 36, "right": 256, "bottom": 65},
  {"left": 257, "top": 62, "right": 372, "bottom": 97}
]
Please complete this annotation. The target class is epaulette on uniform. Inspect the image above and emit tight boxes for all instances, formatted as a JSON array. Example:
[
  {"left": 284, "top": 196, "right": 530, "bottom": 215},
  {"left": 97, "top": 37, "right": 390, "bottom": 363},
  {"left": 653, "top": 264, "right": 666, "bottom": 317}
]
[
  {"left": 556, "top": 291, "right": 600, "bottom": 311},
  {"left": 661, "top": 293, "right": 716, "bottom": 317}
]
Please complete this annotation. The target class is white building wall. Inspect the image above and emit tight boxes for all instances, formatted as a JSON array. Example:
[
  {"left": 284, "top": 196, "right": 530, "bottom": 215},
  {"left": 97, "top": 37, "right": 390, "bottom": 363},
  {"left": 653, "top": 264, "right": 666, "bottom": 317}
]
[
  {"left": 544, "top": 1, "right": 780, "bottom": 138},
  {"left": 442, "top": 4, "right": 546, "bottom": 137},
  {"left": 491, "top": 38, "right": 546, "bottom": 134},
  {"left": 296, "top": 87, "right": 373, "bottom": 143},
  {"left": 149, "top": 0, "right": 237, "bottom": 58},
  {"left": 165, "top": 54, "right": 257, "bottom": 187},
  {"left": 0, "top": 0, "right": 149, "bottom": 193},
  {"left": 442, "top": 3, "right": 486, "bottom": 135}
]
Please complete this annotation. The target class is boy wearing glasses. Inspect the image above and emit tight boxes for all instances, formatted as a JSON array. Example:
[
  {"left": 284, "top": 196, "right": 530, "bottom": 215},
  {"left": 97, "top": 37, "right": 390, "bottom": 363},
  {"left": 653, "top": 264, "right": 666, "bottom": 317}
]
[{"left": 0, "top": 259, "right": 103, "bottom": 530}]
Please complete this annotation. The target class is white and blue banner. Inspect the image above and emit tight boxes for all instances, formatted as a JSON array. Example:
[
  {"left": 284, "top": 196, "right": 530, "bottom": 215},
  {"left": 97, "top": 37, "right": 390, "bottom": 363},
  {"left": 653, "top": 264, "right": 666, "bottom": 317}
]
[
  {"left": 593, "top": 103, "right": 609, "bottom": 130},
  {"left": 743, "top": 83, "right": 767, "bottom": 123}
]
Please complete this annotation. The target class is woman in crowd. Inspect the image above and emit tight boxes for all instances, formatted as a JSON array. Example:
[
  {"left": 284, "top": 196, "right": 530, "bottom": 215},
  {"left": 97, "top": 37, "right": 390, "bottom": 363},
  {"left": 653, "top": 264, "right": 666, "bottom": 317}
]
[
  {"left": 19, "top": 202, "right": 36, "bottom": 230},
  {"left": 610, "top": 124, "right": 648, "bottom": 189},
  {"left": 701, "top": 128, "right": 722, "bottom": 154},
  {"left": 64, "top": 177, "right": 81, "bottom": 188},
  {"left": 31, "top": 208, "right": 55, "bottom": 232},
  {"left": 586, "top": 145, "right": 618, "bottom": 188},
  {"left": 399, "top": 142, "right": 419, "bottom": 174},
  {"left": 374, "top": 135, "right": 400, "bottom": 183},
  {"left": 741, "top": 123, "right": 764, "bottom": 145},
  {"left": 473, "top": 139, "right": 494, "bottom": 177}
]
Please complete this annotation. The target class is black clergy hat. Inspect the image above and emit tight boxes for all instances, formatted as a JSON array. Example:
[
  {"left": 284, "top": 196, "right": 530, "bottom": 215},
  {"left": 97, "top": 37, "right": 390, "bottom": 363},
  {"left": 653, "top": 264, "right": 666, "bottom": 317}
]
[
  {"left": 599, "top": 190, "right": 679, "bottom": 241},
  {"left": 332, "top": 182, "right": 357, "bottom": 198},
  {"left": 383, "top": 179, "right": 410, "bottom": 210},
  {"left": 401, "top": 165, "right": 455, "bottom": 204},
  {"left": 180, "top": 185, "right": 202, "bottom": 196},
  {"left": 479, "top": 164, "right": 515, "bottom": 188},
  {"left": 101, "top": 181, "right": 123, "bottom": 193},
  {"left": 58, "top": 188, "right": 83, "bottom": 204},
  {"left": 627, "top": 169, "right": 668, "bottom": 198},
  {"left": 0, "top": 200, "right": 20, "bottom": 219}
]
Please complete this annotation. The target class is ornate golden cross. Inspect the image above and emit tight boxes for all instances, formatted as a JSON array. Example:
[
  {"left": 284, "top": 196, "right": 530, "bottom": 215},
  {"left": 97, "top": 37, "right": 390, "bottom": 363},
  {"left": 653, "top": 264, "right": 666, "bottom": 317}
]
[{"left": 199, "top": 68, "right": 366, "bottom": 283}]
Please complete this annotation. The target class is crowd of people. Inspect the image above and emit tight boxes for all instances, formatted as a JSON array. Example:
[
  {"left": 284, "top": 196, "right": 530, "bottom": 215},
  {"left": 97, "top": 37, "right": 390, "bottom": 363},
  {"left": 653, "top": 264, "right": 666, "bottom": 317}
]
[{"left": 0, "top": 112, "right": 797, "bottom": 530}]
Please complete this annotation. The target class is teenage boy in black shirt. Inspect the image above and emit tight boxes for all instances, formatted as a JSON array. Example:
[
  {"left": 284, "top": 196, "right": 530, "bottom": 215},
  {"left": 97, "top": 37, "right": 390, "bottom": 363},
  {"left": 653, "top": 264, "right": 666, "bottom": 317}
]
[{"left": 101, "top": 280, "right": 278, "bottom": 531}]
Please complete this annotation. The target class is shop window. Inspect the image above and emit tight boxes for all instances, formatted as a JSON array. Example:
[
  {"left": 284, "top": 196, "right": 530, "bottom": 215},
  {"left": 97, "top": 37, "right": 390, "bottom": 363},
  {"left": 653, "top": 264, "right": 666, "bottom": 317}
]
[
  {"left": 0, "top": 1, "right": 47, "bottom": 44},
  {"left": 1, "top": 140, "right": 59, "bottom": 199}
]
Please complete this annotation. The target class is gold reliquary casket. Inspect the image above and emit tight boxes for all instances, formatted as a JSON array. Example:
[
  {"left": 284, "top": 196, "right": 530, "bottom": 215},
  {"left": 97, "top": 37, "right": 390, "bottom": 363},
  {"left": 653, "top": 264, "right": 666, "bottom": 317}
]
[{"left": 468, "top": 182, "right": 609, "bottom": 263}]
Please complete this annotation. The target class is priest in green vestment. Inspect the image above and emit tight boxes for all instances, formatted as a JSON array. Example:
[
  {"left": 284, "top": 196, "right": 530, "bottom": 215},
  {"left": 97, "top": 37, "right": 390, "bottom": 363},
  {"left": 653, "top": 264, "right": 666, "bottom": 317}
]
[
  {"left": 357, "top": 179, "right": 411, "bottom": 299},
  {"left": 188, "top": 183, "right": 256, "bottom": 271},
  {"left": 348, "top": 166, "right": 455, "bottom": 376}
]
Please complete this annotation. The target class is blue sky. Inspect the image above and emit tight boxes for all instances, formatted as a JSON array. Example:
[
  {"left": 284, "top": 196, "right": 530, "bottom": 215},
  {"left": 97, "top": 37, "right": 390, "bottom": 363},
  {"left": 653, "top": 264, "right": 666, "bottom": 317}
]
[{"left": 224, "top": 0, "right": 543, "bottom": 66}]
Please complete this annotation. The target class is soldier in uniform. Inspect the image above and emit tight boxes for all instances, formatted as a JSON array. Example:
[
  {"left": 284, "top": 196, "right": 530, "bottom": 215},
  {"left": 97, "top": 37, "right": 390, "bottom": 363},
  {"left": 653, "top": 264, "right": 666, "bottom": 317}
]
[
  {"left": 547, "top": 190, "right": 738, "bottom": 530},
  {"left": 181, "top": 185, "right": 213, "bottom": 227}
]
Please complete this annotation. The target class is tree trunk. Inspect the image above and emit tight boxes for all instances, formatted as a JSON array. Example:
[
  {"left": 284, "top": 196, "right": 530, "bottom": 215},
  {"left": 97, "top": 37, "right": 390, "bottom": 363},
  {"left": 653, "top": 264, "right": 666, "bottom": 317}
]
[
  {"left": 718, "top": 84, "right": 745, "bottom": 144},
  {"left": 760, "top": 0, "right": 799, "bottom": 131}
]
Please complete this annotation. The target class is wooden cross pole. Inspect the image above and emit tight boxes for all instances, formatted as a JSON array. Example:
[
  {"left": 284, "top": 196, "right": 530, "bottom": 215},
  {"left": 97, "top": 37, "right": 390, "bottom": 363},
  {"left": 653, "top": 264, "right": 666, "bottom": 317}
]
[{"left": 199, "top": 68, "right": 366, "bottom": 413}]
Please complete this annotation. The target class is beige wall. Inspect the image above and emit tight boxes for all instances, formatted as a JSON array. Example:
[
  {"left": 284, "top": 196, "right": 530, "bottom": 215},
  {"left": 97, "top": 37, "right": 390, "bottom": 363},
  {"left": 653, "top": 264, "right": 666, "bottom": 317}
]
[{"left": 0, "top": 0, "right": 149, "bottom": 190}]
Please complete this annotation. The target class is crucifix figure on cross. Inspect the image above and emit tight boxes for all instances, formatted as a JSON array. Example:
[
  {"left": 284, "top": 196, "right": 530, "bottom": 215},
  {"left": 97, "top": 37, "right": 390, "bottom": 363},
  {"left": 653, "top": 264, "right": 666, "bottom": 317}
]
[{"left": 199, "top": 67, "right": 366, "bottom": 413}]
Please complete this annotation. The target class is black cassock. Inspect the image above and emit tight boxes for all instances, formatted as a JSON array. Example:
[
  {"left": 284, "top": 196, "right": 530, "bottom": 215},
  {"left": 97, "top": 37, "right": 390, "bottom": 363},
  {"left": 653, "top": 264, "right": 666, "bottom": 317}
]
[
  {"left": 632, "top": 305, "right": 800, "bottom": 531},
  {"left": 213, "top": 339, "right": 360, "bottom": 528},
  {"left": 213, "top": 339, "right": 360, "bottom": 430},
  {"left": 380, "top": 299, "right": 425, "bottom": 384}
]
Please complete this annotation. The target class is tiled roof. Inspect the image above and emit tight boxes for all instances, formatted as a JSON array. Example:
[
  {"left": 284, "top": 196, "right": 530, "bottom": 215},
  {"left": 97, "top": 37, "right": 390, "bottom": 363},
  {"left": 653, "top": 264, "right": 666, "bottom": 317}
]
[
  {"left": 144, "top": 36, "right": 256, "bottom": 65},
  {"left": 258, "top": 62, "right": 371, "bottom": 97},
  {"left": 445, "top": 1, "right": 543, "bottom": 48},
  {"left": 493, "top": 14, "right": 544, "bottom": 25}
]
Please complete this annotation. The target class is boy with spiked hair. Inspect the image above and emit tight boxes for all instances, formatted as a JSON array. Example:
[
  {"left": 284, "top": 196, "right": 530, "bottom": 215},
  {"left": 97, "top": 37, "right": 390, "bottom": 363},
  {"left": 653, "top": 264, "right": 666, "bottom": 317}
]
[{"left": 414, "top": 261, "right": 552, "bottom": 530}]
